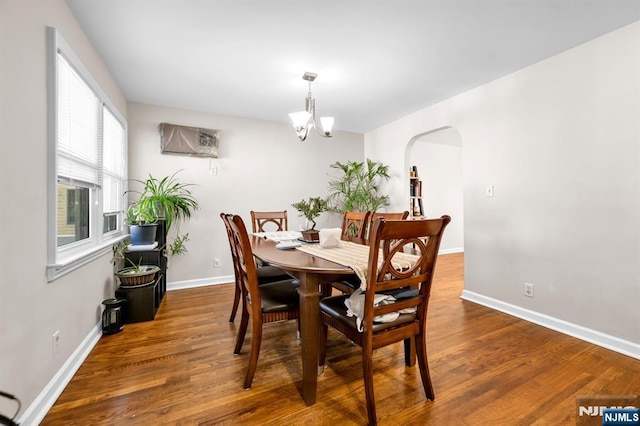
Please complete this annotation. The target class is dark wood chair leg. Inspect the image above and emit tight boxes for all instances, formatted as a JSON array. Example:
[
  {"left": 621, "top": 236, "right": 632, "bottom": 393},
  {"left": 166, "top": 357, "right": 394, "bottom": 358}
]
[
  {"left": 362, "top": 347, "right": 378, "bottom": 426},
  {"left": 321, "top": 283, "right": 333, "bottom": 297},
  {"left": 243, "top": 315, "right": 263, "bottom": 389},
  {"left": 404, "top": 337, "right": 416, "bottom": 366},
  {"left": 415, "top": 331, "right": 434, "bottom": 400},
  {"left": 234, "top": 308, "right": 249, "bottom": 354},
  {"left": 229, "top": 285, "right": 241, "bottom": 323},
  {"left": 318, "top": 320, "right": 328, "bottom": 367}
]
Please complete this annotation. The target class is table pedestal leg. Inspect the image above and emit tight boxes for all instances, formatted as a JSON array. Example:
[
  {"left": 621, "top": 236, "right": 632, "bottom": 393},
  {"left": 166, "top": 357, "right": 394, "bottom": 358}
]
[{"left": 297, "top": 272, "right": 321, "bottom": 406}]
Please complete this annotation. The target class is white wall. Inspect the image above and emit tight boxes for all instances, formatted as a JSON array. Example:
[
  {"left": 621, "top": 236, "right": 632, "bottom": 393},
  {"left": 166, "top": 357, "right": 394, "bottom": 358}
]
[
  {"left": 366, "top": 22, "right": 640, "bottom": 349},
  {"left": 127, "top": 103, "right": 364, "bottom": 285},
  {"left": 0, "top": 0, "right": 128, "bottom": 420}
]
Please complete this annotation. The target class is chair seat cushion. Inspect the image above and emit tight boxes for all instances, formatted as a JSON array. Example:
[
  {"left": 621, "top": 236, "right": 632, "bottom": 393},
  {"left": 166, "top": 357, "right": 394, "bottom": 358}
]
[
  {"left": 382, "top": 287, "right": 419, "bottom": 299},
  {"left": 320, "top": 294, "right": 416, "bottom": 333},
  {"left": 340, "top": 274, "right": 361, "bottom": 289},
  {"left": 257, "top": 265, "right": 291, "bottom": 284},
  {"left": 259, "top": 279, "right": 299, "bottom": 313}
]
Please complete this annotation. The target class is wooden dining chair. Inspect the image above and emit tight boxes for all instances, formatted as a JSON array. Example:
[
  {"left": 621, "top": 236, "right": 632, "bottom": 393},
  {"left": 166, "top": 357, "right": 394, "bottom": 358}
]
[
  {"left": 220, "top": 213, "right": 291, "bottom": 323},
  {"left": 225, "top": 214, "right": 300, "bottom": 389},
  {"left": 250, "top": 210, "right": 288, "bottom": 233},
  {"left": 366, "top": 210, "right": 410, "bottom": 243},
  {"left": 340, "top": 211, "right": 372, "bottom": 244},
  {"left": 319, "top": 215, "right": 451, "bottom": 426},
  {"left": 369, "top": 210, "right": 409, "bottom": 225},
  {"left": 332, "top": 211, "right": 412, "bottom": 294},
  {"left": 323, "top": 211, "right": 374, "bottom": 295}
]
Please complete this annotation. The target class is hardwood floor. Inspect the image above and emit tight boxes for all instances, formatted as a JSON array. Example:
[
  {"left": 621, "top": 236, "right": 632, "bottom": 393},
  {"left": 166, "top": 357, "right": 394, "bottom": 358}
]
[{"left": 42, "top": 253, "right": 639, "bottom": 425}]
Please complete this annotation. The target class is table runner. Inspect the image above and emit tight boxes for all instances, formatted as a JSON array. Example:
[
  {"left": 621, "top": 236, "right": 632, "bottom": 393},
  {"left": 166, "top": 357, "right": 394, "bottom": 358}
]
[{"left": 296, "top": 241, "right": 419, "bottom": 290}]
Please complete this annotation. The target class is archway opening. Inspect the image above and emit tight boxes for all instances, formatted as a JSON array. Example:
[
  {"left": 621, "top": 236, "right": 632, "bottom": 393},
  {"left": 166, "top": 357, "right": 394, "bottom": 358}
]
[{"left": 405, "top": 126, "right": 464, "bottom": 253}]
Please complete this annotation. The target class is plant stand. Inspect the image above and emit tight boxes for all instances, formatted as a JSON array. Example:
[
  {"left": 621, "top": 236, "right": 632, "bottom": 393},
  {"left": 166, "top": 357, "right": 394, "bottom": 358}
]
[
  {"left": 116, "top": 275, "right": 163, "bottom": 323},
  {"left": 117, "top": 220, "right": 167, "bottom": 323}
]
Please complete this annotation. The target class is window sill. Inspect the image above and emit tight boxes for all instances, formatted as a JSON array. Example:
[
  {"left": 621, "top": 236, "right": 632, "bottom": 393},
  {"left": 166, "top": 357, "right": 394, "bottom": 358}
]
[{"left": 47, "top": 235, "right": 129, "bottom": 282}]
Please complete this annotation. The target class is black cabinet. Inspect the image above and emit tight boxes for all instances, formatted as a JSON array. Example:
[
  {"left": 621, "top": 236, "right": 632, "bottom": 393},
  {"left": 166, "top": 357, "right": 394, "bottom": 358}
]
[
  {"left": 117, "top": 220, "right": 167, "bottom": 323},
  {"left": 116, "top": 274, "right": 164, "bottom": 323}
]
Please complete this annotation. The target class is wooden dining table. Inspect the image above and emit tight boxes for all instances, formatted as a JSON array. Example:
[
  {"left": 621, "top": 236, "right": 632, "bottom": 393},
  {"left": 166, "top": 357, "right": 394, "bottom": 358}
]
[{"left": 249, "top": 235, "right": 356, "bottom": 406}]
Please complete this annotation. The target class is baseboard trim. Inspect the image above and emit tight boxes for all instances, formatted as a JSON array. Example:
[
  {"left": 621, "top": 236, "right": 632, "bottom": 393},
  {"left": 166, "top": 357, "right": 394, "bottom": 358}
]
[
  {"left": 460, "top": 290, "right": 640, "bottom": 360},
  {"left": 19, "top": 322, "right": 102, "bottom": 425},
  {"left": 439, "top": 247, "right": 463, "bottom": 255},
  {"left": 167, "top": 274, "right": 233, "bottom": 291}
]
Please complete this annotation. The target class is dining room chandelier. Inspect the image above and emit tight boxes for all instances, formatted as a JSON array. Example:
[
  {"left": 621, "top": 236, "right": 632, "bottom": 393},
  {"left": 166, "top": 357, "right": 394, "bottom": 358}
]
[{"left": 289, "top": 72, "right": 334, "bottom": 141}]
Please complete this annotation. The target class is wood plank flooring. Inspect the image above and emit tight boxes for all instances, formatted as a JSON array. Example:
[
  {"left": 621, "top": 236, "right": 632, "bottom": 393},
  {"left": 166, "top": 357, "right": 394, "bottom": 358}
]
[{"left": 42, "top": 253, "right": 639, "bottom": 425}]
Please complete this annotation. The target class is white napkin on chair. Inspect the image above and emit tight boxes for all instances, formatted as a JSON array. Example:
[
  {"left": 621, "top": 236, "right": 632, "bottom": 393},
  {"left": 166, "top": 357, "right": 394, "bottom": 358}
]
[{"left": 319, "top": 228, "right": 341, "bottom": 248}]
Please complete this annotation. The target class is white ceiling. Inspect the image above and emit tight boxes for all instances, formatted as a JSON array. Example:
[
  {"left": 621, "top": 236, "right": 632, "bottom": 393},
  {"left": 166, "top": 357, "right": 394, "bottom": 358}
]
[{"left": 64, "top": 0, "right": 639, "bottom": 134}]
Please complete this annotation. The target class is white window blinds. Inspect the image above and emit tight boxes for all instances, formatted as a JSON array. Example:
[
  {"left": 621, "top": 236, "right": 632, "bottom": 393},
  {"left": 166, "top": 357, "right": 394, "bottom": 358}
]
[
  {"left": 102, "top": 106, "right": 126, "bottom": 214},
  {"left": 56, "top": 53, "right": 100, "bottom": 187}
]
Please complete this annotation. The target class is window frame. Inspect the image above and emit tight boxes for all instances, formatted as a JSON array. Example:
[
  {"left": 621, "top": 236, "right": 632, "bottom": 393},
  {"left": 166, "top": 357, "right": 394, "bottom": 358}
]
[{"left": 46, "top": 27, "right": 128, "bottom": 281}]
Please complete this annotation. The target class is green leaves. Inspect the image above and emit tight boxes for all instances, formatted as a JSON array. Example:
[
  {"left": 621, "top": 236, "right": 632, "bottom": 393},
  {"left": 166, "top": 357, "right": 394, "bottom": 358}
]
[
  {"left": 125, "top": 170, "right": 199, "bottom": 255},
  {"left": 327, "top": 159, "right": 390, "bottom": 213},
  {"left": 169, "top": 233, "right": 190, "bottom": 256},
  {"left": 126, "top": 170, "right": 199, "bottom": 232},
  {"left": 291, "top": 197, "right": 328, "bottom": 230}
]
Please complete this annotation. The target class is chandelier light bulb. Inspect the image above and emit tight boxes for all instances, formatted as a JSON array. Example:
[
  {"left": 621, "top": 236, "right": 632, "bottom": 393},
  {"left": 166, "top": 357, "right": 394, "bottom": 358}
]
[
  {"left": 289, "top": 111, "right": 312, "bottom": 129},
  {"left": 320, "top": 116, "right": 334, "bottom": 136},
  {"left": 288, "top": 72, "right": 334, "bottom": 141}
]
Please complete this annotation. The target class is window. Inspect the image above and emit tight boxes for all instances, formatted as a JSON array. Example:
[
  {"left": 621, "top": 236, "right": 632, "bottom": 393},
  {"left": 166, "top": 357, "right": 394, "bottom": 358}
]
[
  {"left": 47, "top": 27, "right": 127, "bottom": 281},
  {"left": 62, "top": 185, "right": 89, "bottom": 241}
]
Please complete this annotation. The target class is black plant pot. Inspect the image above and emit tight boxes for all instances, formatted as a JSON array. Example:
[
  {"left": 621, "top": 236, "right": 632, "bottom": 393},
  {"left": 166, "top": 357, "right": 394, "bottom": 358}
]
[{"left": 129, "top": 223, "right": 158, "bottom": 246}]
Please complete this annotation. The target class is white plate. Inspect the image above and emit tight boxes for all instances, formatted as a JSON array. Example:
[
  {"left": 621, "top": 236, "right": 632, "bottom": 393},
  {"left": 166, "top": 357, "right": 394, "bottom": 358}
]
[{"left": 276, "top": 241, "right": 302, "bottom": 250}]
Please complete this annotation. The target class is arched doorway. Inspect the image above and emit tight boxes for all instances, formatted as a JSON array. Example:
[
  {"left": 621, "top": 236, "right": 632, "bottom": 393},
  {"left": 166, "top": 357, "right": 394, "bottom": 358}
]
[{"left": 405, "top": 126, "right": 464, "bottom": 253}]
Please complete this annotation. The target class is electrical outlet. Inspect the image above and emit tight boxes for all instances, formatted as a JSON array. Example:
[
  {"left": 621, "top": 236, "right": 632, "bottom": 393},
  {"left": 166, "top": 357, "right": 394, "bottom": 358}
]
[
  {"left": 214, "top": 258, "right": 221, "bottom": 268},
  {"left": 52, "top": 330, "right": 60, "bottom": 356},
  {"left": 486, "top": 185, "right": 494, "bottom": 197},
  {"left": 524, "top": 282, "right": 534, "bottom": 298}
]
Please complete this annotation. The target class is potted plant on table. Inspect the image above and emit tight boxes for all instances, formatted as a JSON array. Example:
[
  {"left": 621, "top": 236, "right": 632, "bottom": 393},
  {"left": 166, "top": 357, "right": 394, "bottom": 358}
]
[{"left": 291, "top": 197, "right": 327, "bottom": 242}]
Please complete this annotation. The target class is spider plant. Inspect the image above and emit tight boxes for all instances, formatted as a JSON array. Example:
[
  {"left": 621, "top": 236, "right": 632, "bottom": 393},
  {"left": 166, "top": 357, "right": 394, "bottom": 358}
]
[
  {"left": 126, "top": 170, "right": 199, "bottom": 232},
  {"left": 126, "top": 170, "right": 199, "bottom": 254}
]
